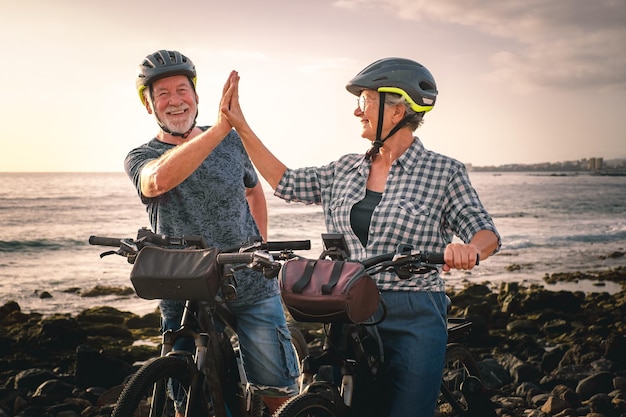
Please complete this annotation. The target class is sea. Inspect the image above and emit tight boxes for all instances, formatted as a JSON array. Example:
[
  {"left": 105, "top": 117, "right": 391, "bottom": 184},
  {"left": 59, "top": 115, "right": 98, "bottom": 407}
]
[{"left": 1, "top": 171, "right": 625, "bottom": 318}]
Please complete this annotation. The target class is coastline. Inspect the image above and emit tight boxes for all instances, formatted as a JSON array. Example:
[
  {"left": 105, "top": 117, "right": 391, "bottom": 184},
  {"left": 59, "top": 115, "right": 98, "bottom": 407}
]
[
  {"left": 9, "top": 256, "right": 625, "bottom": 318},
  {"left": 1, "top": 266, "right": 625, "bottom": 416}
]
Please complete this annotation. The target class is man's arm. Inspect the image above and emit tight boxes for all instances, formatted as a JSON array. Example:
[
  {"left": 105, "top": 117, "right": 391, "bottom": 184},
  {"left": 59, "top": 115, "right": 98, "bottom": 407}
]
[
  {"left": 140, "top": 72, "right": 238, "bottom": 198},
  {"left": 246, "top": 181, "right": 268, "bottom": 241},
  {"left": 140, "top": 126, "right": 231, "bottom": 197}
]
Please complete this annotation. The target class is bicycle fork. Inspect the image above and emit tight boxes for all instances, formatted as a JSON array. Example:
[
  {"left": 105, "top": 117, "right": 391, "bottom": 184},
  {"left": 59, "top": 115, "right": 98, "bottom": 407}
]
[{"left": 234, "top": 346, "right": 255, "bottom": 411}]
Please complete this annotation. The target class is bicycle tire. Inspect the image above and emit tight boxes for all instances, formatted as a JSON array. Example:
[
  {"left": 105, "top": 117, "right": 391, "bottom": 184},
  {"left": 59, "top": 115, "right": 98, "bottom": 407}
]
[
  {"left": 112, "top": 355, "right": 194, "bottom": 417},
  {"left": 437, "top": 343, "right": 481, "bottom": 416},
  {"left": 274, "top": 393, "right": 338, "bottom": 417},
  {"left": 288, "top": 324, "right": 310, "bottom": 368}
]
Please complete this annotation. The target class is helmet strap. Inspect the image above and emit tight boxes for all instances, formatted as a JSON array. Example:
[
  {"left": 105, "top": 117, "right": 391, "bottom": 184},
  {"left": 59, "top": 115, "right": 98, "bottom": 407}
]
[
  {"left": 158, "top": 116, "right": 197, "bottom": 139},
  {"left": 366, "top": 92, "right": 387, "bottom": 161},
  {"left": 366, "top": 92, "right": 410, "bottom": 161}
]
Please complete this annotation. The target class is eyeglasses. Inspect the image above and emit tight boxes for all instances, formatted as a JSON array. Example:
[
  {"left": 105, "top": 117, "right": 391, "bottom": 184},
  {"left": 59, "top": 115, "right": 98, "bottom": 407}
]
[{"left": 357, "top": 94, "right": 370, "bottom": 112}]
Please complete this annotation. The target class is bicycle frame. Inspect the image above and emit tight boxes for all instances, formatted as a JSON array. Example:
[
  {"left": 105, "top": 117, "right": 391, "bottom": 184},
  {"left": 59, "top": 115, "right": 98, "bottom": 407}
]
[
  {"left": 90, "top": 228, "right": 312, "bottom": 417},
  {"left": 275, "top": 237, "right": 483, "bottom": 417},
  {"left": 159, "top": 299, "right": 240, "bottom": 417}
]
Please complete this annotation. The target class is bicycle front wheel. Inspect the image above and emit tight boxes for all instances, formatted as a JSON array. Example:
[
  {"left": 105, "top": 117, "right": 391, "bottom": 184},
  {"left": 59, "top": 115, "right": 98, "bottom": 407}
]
[
  {"left": 288, "top": 324, "right": 309, "bottom": 368},
  {"left": 112, "top": 355, "right": 197, "bottom": 417},
  {"left": 437, "top": 343, "right": 481, "bottom": 416},
  {"left": 275, "top": 393, "right": 338, "bottom": 417}
]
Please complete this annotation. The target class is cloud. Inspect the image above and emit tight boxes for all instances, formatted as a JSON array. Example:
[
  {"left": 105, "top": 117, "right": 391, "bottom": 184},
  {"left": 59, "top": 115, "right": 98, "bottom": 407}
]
[{"left": 334, "top": 0, "right": 626, "bottom": 91}]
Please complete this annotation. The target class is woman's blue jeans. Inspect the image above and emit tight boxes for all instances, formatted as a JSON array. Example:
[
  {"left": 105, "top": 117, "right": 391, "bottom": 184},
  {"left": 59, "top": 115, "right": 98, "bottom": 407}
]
[{"left": 377, "top": 290, "right": 449, "bottom": 417}]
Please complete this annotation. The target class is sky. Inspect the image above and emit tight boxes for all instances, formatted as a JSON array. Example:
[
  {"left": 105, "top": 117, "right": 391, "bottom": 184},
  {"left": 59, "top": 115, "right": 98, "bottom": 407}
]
[{"left": 1, "top": 0, "right": 625, "bottom": 172}]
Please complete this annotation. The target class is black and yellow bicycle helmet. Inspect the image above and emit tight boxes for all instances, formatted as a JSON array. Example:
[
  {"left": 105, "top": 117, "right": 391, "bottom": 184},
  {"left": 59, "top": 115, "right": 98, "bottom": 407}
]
[
  {"left": 346, "top": 57, "right": 437, "bottom": 113},
  {"left": 136, "top": 50, "right": 197, "bottom": 106},
  {"left": 345, "top": 58, "right": 438, "bottom": 159}
]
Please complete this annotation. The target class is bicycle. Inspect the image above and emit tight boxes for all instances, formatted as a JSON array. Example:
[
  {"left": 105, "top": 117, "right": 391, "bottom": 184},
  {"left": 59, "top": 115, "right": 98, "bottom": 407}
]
[
  {"left": 89, "top": 227, "right": 311, "bottom": 417},
  {"left": 274, "top": 234, "right": 487, "bottom": 417}
]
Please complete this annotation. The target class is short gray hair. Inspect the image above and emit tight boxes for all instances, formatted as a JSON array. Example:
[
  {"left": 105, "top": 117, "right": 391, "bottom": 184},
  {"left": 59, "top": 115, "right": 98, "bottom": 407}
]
[{"left": 385, "top": 93, "right": 424, "bottom": 131}]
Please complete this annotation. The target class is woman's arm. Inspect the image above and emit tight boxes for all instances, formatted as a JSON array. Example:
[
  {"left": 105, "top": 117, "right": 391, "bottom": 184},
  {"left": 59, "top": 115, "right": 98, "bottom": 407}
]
[
  {"left": 443, "top": 229, "right": 499, "bottom": 272},
  {"left": 221, "top": 71, "right": 287, "bottom": 189}
]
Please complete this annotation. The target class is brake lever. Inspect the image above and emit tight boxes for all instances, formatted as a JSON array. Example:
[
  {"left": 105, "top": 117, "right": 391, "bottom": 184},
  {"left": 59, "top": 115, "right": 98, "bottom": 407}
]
[
  {"left": 262, "top": 263, "right": 282, "bottom": 279},
  {"left": 250, "top": 252, "right": 282, "bottom": 279},
  {"left": 393, "top": 252, "right": 440, "bottom": 279},
  {"left": 99, "top": 239, "right": 139, "bottom": 259}
]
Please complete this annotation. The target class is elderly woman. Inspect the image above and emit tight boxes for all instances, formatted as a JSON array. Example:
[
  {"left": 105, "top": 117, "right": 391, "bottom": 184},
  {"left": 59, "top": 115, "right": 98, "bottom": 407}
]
[{"left": 221, "top": 58, "right": 501, "bottom": 417}]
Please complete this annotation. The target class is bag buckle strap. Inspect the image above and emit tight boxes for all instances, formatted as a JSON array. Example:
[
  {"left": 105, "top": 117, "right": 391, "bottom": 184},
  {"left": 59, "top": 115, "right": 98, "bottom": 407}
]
[
  {"left": 321, "top": 261, "right": 344, "bottom": 294},
  {"left": 292, "top": 260, "right": 317, "bottom": 293}
]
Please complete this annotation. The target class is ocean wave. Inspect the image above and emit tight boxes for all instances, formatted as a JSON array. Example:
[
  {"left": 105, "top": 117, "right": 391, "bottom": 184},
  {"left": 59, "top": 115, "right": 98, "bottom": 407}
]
[
  {"left": 491, "top": 211, "right": 539, "bottom": 219},
  {"left": 0, "top": 238, "right": 85, "bottom": 253},
  {"left": 500, "top": 240, "right": 537, "bottom": 250},
  {"left": 558, "top": 230, "right": 626, "bottom": 244},
  {"left": 500, "top": 228, "right": 626, "bottom": 250}
]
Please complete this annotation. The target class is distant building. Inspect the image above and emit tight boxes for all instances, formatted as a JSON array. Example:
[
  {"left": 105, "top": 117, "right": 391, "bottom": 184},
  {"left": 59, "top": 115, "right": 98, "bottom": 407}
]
[{"left": 587, "top": 157, "right": 603, "bottom": 171}]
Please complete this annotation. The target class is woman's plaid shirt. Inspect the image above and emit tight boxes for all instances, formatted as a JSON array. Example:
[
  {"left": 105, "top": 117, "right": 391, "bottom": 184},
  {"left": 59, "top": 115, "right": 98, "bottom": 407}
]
[{"left": 275, "top": 137, "right": 500, "bottom": 292}]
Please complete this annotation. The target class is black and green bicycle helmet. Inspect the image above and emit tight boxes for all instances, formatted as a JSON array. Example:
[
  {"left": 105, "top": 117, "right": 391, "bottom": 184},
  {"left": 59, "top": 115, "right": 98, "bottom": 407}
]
[
  {"left": 136, "top": 50, "right": 197, "bottom": 106},
  {"left": 346, "top": 57, "right": 437, "bottom": 113},
  {"left": 346, "top": 58, "right": 438, "bottom": 159}
]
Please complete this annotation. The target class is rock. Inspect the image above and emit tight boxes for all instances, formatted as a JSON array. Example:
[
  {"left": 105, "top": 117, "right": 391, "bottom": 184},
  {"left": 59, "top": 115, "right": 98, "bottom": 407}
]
[
  {"left": 514, "top": 362, "right": 544, "bottom": 385},
  {"left": 13, "top": 369, "right": 59, "bottom": 393},
  {"left": 96, "top": 385, "right": 124, "bottom": 407},
  {"left": 461, "top": 376, "right": 498, "bottom": 417},
  {"left": 540, "top": 395, "right": 571, "bottom": 415},
  {"left": 36, "top": 317, "right": 87, "bottom": 350},
  {"left": 75, "top": 345, "right": 134, "bottom": 389},
  {"left": 604, "top": 334, "right": 626, "bottom": 368},
  {"left": 2, "top": 271, "right": 626, "bottom": 417},
  {"left": 79, "top": 285, "right": 134, "bottom": 297},
  {"left": 576, "top": 372, "right": 616, "bottom": 401},
  {"left": 507, "top": 319, "right": 540, "bottom": 334},
  {"left": 32, "top": 379, "right": 75, "bottom": 404},
  {"left": 477, "top": 358, "right": 512, "bottom": 389},
  {"left": 541, "top": 346, "right": 567, "bottom": 374},
  {"left": 586, "top": 393, "right": 614, "bottom": 415}
]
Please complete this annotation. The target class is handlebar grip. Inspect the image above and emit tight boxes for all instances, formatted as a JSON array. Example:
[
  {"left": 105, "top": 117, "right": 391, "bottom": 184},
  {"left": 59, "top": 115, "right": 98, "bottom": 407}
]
[
  {"left": 216, "top": 253, "right": 256, "bottom": 264},
  {"left": 266, "top": 240, "right": 311, "bottom": 251},
  {"left": 89, "top": 236, "right": 122, "bottom": 247},
  {"left": 422, "top": 252, "right": 445, "bottom": 265},
  {"left": 420, "top": 253, "right": 480, "bottom": 266}
]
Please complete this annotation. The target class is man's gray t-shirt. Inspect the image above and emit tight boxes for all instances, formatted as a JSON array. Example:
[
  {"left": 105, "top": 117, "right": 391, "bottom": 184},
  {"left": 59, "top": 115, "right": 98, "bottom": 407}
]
[{"left": 125, "top": 127, "right": 278, "bottom": 304}]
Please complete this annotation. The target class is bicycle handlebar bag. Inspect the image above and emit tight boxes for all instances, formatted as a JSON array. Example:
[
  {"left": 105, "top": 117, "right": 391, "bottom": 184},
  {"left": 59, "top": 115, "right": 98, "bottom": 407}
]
[
  {"left": 279, "top": 258, "right": 380, "bottom": 323},
  {"left": 130, "top": 246, "right": 220, "bottom": 301}
]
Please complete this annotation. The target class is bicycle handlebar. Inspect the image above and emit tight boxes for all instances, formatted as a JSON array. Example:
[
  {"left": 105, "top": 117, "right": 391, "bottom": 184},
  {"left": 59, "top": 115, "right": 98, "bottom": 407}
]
[
  {"left": 89, "top": 228, "right": 310, "bottom": 253},
  {"left": 215, "top": 251, "right": 267, "bottom": 265},
  {"left": 89, "top": 228, "right": 310, "bottom": 281},
  {"left": 359, "top": 249, "right": 478, "bottom": 279},
  {"left": 88, "top": 228, "right": 311, "bottom": 273},
  {"left": 88, "top": 236, "right": 122, "bottom": 247},
  {"left": 360, "top": 251, "right": 445, "bottom": 269},
  {"left": 265, "top": 240, "right": 311, "bottom": 251},
  {"left": 90, "top": 230, "right": 474, "bottom": 280}
]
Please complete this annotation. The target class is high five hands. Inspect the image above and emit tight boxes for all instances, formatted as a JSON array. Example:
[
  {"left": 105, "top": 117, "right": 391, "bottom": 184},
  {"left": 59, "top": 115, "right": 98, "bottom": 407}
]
[{"left": 220, "top": 70, "right": 248, "bottom": 132}]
